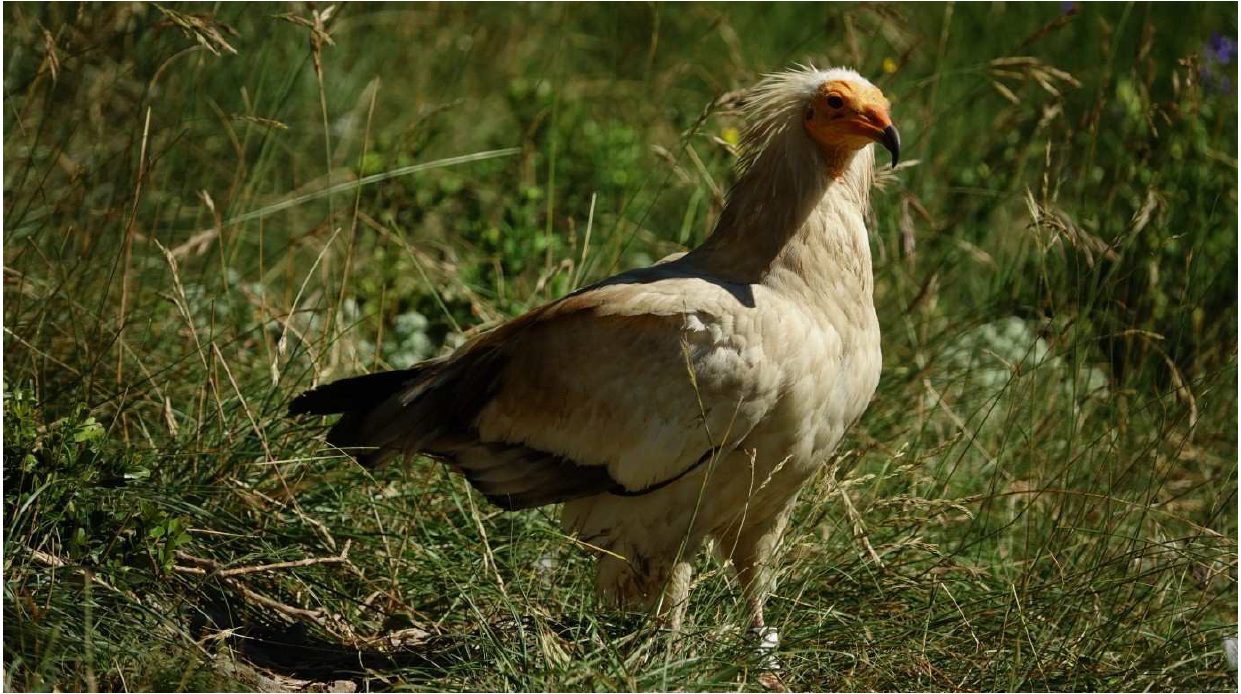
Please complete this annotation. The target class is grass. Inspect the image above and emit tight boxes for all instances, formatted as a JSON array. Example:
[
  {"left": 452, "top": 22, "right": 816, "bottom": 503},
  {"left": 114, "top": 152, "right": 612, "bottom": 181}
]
[{"left": 3, "top": 2, "right": 1237, "bottom": 691}]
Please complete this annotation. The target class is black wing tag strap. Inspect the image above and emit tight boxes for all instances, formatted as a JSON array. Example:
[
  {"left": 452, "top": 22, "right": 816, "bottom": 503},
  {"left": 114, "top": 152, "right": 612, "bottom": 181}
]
[{"left": 607, "top": 446, "right": 721, "bottom": 498}]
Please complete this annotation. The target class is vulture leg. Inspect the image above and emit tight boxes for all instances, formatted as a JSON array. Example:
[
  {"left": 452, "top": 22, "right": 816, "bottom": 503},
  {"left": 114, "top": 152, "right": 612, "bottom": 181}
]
[
  {"left": 658, "top": 559, "right": 694, "bottom": 632},
  {"left": 595, "top": 541, "right": 697, "bottom": 632},
  {"left": 716, "top": 505, "right": 795, "bottom": 668}
]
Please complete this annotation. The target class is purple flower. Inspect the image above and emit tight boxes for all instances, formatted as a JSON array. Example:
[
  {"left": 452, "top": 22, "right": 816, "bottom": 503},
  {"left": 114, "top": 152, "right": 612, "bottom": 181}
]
[
  {"left": 1060, "top": 2, "right": 1077, "bottom": 16},
  {"left": 1201, "top": 33, "right": 1237, "bottom": 95},
  {"left": 1210, "top": 32, "right": 1236, "bottom": 65}
]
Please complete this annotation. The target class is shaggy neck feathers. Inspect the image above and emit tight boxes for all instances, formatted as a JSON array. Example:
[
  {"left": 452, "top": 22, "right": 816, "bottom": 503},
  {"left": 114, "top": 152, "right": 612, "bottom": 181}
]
[{"left": 690, "top": 67, "right": 876, "bottom": 295}]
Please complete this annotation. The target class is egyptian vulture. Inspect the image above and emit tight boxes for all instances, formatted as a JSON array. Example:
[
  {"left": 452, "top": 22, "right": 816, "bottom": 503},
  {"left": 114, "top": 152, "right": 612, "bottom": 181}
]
[{"left": 291, "top": 66, "right": 898, "bottom": 647}]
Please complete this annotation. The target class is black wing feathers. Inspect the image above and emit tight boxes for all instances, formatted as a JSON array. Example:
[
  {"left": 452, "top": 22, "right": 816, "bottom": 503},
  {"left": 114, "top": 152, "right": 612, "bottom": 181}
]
[
  {"left": 288, "top": 335, "right": 665, "bottom": 508},
  {"left": 287, "top": 368, "right": 422, "bottom": 416}
]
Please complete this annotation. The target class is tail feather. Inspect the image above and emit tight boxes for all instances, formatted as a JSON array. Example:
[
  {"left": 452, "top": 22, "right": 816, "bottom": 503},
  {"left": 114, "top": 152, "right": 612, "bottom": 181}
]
[
  {"left": 287, "top": 368, "right": 424, "bottom": 416},
  {"left": 288, "top": 347, "right": 508, "bottom": 469},
  {"left": 288, "top": 366, "right": 430, "bottom": 467},
  {"left": 288, "top": 339, "right": 620, "bottom": 509}
]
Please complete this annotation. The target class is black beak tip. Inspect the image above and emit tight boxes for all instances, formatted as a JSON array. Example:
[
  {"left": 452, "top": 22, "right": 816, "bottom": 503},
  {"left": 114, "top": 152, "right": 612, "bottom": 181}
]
[{"left": 882, "top": 124, "right": 901, "bottom": 167}]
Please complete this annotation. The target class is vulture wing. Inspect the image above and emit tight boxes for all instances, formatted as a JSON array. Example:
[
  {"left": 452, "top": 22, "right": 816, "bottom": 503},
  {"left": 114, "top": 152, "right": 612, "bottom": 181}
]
[{"left": 290, "top": 263, "right": 779, "bottom": 510}]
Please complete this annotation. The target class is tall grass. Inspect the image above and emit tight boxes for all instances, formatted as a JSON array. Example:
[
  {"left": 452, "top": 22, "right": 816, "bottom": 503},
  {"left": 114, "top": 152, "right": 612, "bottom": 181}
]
[{"left": 4, "top": 3, "right": 1236, "bottom": 691}]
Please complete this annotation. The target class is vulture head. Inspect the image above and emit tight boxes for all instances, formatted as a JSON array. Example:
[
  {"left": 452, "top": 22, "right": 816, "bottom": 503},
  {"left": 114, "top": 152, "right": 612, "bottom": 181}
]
[
  {"left": 802, "top": 75, "right": 900, "bottom": 167},
  {"left": 738, "top": 66, "right": 901, "bottom": 188}
]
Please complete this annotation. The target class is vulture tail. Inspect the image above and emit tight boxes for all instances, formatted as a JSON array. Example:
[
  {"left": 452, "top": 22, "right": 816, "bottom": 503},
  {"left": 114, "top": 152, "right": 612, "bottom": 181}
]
[
  {"left": 288, "top": 348, "right": 509, "bottom": 469},
  {"left": 287, "top": 369, "right": 422, "bottom": 417},
  {"left": 288, "top": 366, "right": 431, "bottom": 468}
]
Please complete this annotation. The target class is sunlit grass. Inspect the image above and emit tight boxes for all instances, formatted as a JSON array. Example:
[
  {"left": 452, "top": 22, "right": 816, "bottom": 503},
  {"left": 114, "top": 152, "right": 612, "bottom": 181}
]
[{"left": 4, "top": 3, "right": 1236, "bottom": 691}]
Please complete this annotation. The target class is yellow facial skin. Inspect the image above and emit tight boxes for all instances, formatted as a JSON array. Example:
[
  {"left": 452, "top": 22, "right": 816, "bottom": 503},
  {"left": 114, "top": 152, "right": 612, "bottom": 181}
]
[{"left": 803, "top": 79, "right": 900, "bottom": 167}]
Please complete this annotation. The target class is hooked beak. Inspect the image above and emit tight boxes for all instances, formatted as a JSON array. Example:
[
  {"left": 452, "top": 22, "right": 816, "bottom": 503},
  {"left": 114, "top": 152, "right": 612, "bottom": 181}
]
[{"left": 881, "top": 124, "right": 901, "bottom": 167}]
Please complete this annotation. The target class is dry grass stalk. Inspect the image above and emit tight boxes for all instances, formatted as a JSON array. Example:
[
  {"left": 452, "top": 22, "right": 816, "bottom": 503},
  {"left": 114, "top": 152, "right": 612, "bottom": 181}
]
[
  {"left": 154, "top": 4, "right": 239, "bottom": 56},
  {"left": 174, "top": 549, "right": 361, "bottom": 644}
]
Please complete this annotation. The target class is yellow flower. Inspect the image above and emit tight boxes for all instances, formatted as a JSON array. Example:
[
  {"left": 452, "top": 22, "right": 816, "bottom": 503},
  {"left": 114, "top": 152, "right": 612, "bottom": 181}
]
[
  {"left": 721, "top": 127, "right": 741, "bottom": 146},
  {"left": 883, "top": 57, "right": 898, "bottom": 74}
]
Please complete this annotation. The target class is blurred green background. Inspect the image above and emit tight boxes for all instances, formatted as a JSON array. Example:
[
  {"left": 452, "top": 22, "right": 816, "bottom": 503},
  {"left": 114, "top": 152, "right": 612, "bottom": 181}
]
[{"left": 4, "top": 3, "right": 1237, "bottom": 691}]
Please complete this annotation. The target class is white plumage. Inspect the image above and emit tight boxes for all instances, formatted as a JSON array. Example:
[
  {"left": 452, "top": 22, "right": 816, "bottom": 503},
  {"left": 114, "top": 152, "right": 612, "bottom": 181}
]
[{"left": 291, "top": 65, "right": 899, "bottom": 638}]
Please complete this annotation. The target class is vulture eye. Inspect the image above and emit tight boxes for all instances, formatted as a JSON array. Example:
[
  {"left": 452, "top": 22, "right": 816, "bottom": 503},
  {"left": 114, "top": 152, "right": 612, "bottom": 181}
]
[{"left": 826, "top": 95, "right": 845, "bottom": 109}]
